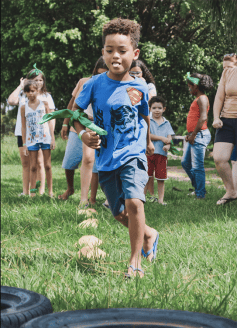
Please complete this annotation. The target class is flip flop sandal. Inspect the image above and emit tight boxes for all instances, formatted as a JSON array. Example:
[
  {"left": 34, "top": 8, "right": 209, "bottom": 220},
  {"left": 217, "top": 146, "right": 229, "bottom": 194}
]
[
  {"left": 216, "top": 197, "right": 237, "bottom": 205},
  {"left": 141, "top": 231, "right": 159, "bottom": 261},
  {"left": 125, "top": 265, "right": 145, "bottom": 279}
]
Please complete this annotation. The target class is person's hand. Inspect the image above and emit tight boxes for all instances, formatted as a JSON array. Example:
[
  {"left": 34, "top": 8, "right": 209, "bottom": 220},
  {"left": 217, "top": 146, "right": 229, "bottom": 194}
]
[
  {"left": 162, "top": 137, "right": 171, "bottom": 144},
  {"left": 61, "top": 125, "right": 68, "bottom": 140},
  {"left": 146, "top": 141, "right": 155, "bottom": 156},
  {"left": 186, "top": 134, "right": 196, "bottom": 145},
  {"left": 163, "top": 144, "right": 170, "bottom": 152},
  {"left": 50, "top": 138, "right": 56, "bottom": 150},
  {"left": 212, "top": 118, "right": 223, "bottom": 129},
  {"left": 23, "top": 145, "right": 28, "bottom": 156},
  {"left": 81, "top": 131, "right": 101, "bottom": 149},
  {"left": 20, "top": 77, "right": 26, "bottom": 90}
]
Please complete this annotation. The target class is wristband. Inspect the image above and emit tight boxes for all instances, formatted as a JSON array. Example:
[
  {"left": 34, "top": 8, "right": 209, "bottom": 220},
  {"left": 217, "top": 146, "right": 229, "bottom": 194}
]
[
  {"left": 23, "top": 143, "right": 26, "bottom": 146},
  {"left": 78, "top": 129, "right": 86, "bottom": 140},
  {"left": 62, "top": 124, "right": 68, "bottom": 127}
]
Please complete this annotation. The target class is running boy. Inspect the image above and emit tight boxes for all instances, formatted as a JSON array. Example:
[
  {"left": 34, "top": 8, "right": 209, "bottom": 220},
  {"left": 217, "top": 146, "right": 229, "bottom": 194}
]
[
  {"left": 144, "top": 96, "right": 175, "bottom": 205},
  {"left": 72, "top": 18, "right": 158, "bottom": 278}
]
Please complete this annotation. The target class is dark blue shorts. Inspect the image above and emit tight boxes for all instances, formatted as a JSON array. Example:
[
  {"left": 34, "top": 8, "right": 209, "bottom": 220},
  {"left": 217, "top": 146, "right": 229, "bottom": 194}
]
[
  {"left": 214, "top": 118, "right": 237, "bottom": 145},
  {"left": 98, "top": 158, "right": 148, "bottom": 217}
]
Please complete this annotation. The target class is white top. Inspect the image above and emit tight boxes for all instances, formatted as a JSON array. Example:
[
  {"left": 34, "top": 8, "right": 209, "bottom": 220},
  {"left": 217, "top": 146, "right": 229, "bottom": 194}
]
[
  {"left": 13, "top": 93, "right": 55, "bottom": 136},
  {"left": 25, "top": 100, "right": 51, "bottom": 147}
]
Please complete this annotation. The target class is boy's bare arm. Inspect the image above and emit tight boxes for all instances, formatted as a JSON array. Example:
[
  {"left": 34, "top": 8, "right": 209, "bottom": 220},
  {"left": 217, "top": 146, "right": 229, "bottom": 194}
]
[
  {"left": 151, "top": 134, "right": 171, "bottom": 144},
  {"left": 72, "top": 102, "right": 101, "bottom": 149},
  {"left": 139, "top": 113, "right": 154, "bottom": 156}
]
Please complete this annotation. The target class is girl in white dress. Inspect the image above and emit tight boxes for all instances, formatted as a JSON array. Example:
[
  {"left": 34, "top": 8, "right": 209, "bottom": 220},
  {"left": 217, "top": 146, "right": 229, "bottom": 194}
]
[
  {"left": 21, "top": 80, "right": 55, "bottom": 197},
  {"left": 7, "top": 64, "right": 55, "bottom": 195}
]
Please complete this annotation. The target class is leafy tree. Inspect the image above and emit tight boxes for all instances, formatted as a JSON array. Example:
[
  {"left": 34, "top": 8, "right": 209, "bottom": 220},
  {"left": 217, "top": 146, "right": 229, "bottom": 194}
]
[{"left": 1, "top": 0, "right": 236, "bottom": 135}]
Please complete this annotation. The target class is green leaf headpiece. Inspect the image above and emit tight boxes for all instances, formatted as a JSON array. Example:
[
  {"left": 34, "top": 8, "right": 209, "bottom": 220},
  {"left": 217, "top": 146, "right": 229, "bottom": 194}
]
[
  {"left": 29, "top": 63, "right": 44, "bottom": 77},
  {"left": 186, "top": 72, "right": 200, "bottom": 85}
]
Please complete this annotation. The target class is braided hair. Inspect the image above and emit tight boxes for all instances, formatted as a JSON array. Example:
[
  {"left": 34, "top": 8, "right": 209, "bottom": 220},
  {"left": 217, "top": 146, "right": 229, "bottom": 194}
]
[{"left": 188, "top": 73, "right": 214, "bottom": 93}]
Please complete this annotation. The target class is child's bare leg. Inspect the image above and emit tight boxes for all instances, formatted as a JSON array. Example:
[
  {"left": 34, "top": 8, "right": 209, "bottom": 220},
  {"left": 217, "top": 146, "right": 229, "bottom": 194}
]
[
  {"left": 29, "top": 151, "right": 38, "bottom": 197},
  {"left": 147, "top": 175, "right": 154, "bottom": 195},
  {"left": 125, "top": 198, "right": 145, "bottom": 276},
  {"left": 115, "top": 208, "right": 158, "bottom": 264},
  {"left": 80, "top": 143, "right": 94, "bottom": 205},
  {"left": 58, "top": 169, "right": 75, "bottom": 199},
  {"left": 157, "top": 180, "right": 165, "bottom": 204},
  {"left": 89, "top": 173, "right": 98, "bottom": 204},
  {"left": 37, "top": 149, "right": 45, "bottom": 194},
  {"left": 19, "top": 147, "right": 30, "bottom": 195},
  {"left": 43, "top": 149, "right": 53, "bottom": 196},
  {"left": 144, "top": 177, "right": 153, "bottom": 195}
]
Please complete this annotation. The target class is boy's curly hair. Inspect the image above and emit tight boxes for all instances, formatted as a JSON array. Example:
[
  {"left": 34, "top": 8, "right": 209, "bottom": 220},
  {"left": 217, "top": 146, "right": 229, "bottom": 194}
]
[
  {"left": 187, "top": 73, "right": 214, "bottom": 92},
  {"left": 149, "top": 95, "right": 166, "bottom": 108},
  {"left": 102, "top": 18, "right": 140, "bottom": 49},
  {"left": 23, "top": 80, "right": 39, "bottom": 93}
]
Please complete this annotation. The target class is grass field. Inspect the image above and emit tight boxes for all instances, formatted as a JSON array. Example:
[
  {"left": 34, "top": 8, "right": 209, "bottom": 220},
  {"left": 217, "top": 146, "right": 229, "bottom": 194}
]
[{"left": 1, "top": 136, "right": 237, "bottom": 321}]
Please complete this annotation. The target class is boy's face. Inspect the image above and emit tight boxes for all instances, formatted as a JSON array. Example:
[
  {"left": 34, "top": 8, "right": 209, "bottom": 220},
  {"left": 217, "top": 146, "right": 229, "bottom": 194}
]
[
  {"left": 102, "top": 33, "right": 139, "bottom": 81},
  {"left": 26, "top": 86, "right": 38, "bottom": 101},
  {"left": 150, "top": 102, "right": 166, "bottom": 119}
]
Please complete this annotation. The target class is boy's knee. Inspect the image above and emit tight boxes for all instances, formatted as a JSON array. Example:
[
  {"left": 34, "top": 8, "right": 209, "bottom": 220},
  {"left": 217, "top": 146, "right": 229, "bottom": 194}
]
[
  {"left": 126, "top": 198, "right": 142, "bottom": 213},
  {"left": 115, "top": 211, "right": 128, "bottom": 223}
]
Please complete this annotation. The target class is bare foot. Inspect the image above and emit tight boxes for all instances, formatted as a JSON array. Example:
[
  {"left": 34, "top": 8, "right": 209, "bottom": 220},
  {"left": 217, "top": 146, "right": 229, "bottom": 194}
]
[
  {"left": 142, "top": 228, "right": 158, "bottom": 262},
  {"left": 58, "top": 189, "right": 74, "bottom": 200}
]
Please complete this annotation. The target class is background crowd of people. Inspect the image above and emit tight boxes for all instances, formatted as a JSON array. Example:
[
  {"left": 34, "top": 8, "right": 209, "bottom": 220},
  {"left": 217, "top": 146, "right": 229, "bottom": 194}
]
[{"left": 8, "top": 54, "right": 237, "bottom": 206}]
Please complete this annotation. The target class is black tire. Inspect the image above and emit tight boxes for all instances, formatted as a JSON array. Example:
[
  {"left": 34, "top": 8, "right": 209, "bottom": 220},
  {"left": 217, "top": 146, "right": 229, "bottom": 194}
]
[
  {"left": 20, "top": 308, "right": 237, "bottom": 328},
  {"left": 1, "top": 286, "right": 53, "bottom": 328}
]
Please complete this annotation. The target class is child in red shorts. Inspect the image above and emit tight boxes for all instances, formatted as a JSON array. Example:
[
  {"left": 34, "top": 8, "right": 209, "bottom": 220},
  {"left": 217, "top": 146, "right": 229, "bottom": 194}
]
[{"left": 144, "top": 96, "right": 175, "bottom": 204}]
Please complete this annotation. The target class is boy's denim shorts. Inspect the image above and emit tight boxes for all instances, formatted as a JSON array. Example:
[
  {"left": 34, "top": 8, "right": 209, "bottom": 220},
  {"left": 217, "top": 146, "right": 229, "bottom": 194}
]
[
  {"left": 98, "top": 158, "right": 148, "bottom": 217},
  {"left": 28, "top": 143, "right": 50, "bottom": 151},
  {"left": 62, "top": 131, "right": 83, "bottom": 170}
]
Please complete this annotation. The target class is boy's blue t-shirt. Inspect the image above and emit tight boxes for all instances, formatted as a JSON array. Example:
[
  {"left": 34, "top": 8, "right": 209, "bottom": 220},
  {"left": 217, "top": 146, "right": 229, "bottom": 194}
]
[
  {"left": 76, "top": 72, "right": 149, "bottom": 171},
  {"left": 150, "top": 117, "right": 175, "bottom": 157}
]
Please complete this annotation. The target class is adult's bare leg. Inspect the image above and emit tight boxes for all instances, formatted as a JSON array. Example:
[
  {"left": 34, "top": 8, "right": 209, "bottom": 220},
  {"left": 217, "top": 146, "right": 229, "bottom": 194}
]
[{"left": 213, "top": 142, "right": 237, "bottom": 204}]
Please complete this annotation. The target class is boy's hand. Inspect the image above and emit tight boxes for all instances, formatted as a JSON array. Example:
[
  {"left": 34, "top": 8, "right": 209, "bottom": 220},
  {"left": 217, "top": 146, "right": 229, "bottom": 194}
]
[
  {"left": 50, "top": 138, "right": 56, "bottom": 150},
  {"left": 163, "top": 144, "right": 170, "bottom": 152},
  {"left": 81, "top": 131, "right": 101, "bottom": 149},
  {"left": 146, "top": 141, "right": 155, "bottom": 156},
  {"left": 61, "top": 125, "right": 68, "bottom": 140},
  {"left": 162, "top": 137, "right": 171, "bottom": 144},
  {"left": 23, "top": 145, "right": 28, "bottom": 156}
]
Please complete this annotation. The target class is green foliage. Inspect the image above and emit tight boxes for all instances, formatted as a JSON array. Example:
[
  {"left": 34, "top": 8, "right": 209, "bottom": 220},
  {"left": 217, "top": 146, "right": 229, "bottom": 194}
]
[{"left": 1, "top": 0, "right": 236, "bottom": 134}]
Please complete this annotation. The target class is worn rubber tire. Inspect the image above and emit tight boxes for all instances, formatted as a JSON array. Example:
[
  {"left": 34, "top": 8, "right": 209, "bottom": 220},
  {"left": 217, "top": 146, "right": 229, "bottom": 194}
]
[
  {"left": 1, "top": 286, "right": 53, "bottom": 328},
  {"left": 20, "top": 308, "right": 237, "bottom": 327}
]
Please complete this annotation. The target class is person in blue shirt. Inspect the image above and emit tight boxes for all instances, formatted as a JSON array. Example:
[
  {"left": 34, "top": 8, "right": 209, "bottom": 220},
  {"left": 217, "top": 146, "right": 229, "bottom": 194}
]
[
  {"left": 144, "top": 96, "right": 175, "bottom": 205},
  {"left": 72, "top": 18, "right": 159, "bottom": 278}
]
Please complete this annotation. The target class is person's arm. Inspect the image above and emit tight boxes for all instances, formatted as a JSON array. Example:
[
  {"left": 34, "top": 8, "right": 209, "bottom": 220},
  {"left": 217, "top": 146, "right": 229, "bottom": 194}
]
[
  {"left": 139, "top": 113, "right": 154, "bottom": 156},
  {"left": 163, "top": 134, "right": 172, "bottom": 151},
  {"left": 212, "top": 73, "right": 225, "bottom": 129},
  {"left": 72, "top": 101, "right": 101, "bottom": 149},
  {"left": 21, "top": 105, "right": 28, "bottom": 156},
  {"left": 60, "top": 96, "right": 75, "bottom": 140},
  {"left": 8, "top": 78, "right": 25, "bottom": 106},
  {"left": 150, "top": 134, "right": 171, "bottom": 144},
  {"left": 186, "top": 95, "right": 209, "bottom": 145},
  {"left": 44, "top": 101, "right": 55, "bottom": 150}
]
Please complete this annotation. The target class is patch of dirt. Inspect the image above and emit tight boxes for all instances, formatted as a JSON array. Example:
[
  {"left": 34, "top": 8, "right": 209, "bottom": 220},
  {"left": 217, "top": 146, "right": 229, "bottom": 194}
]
[{"left": 167, "top": 166, "right": 221, "bottom": 182}]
